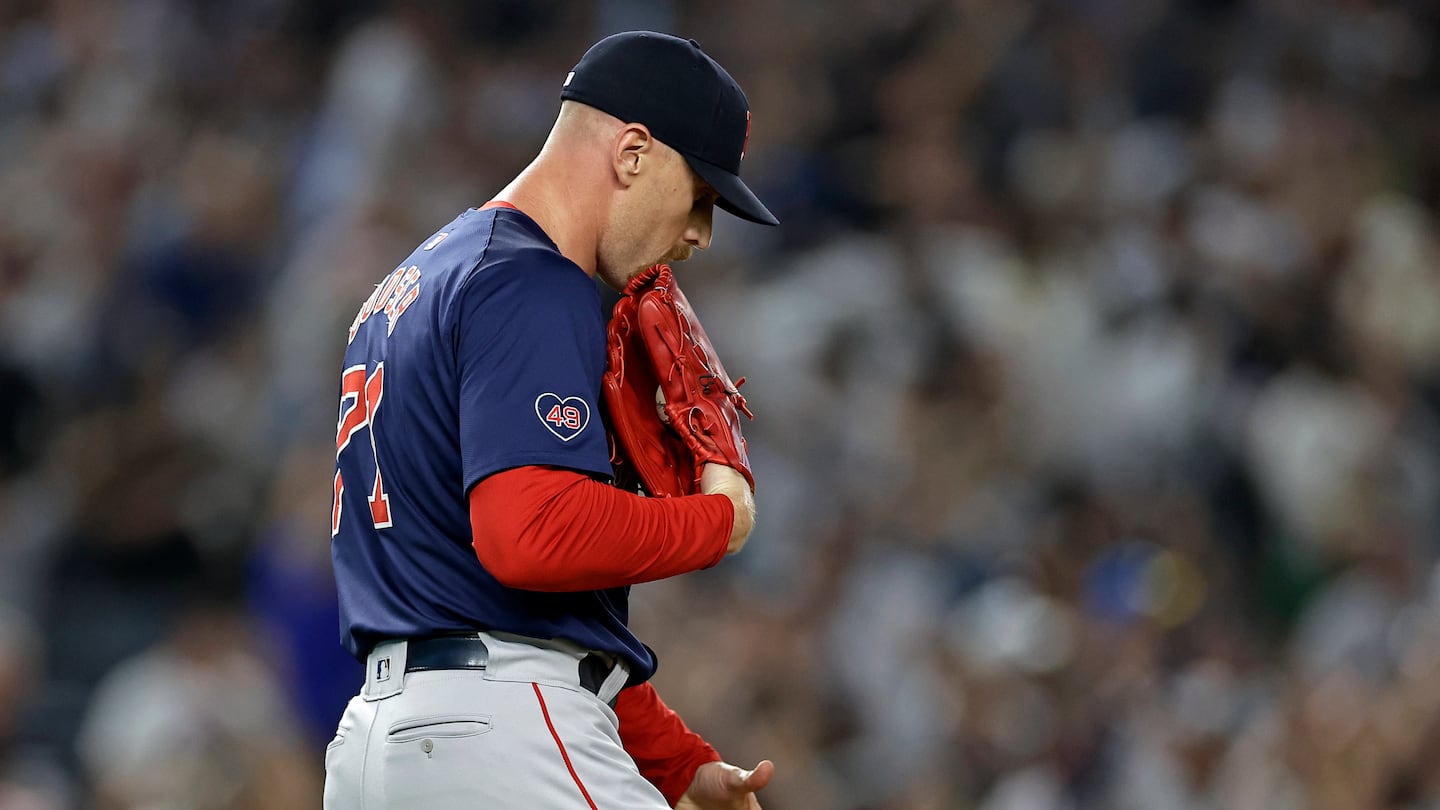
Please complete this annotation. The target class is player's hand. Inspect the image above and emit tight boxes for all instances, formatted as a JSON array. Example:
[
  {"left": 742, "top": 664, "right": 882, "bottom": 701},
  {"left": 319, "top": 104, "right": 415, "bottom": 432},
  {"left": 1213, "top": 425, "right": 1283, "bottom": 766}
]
[
  {"left": 675, "top": 760, "right": 774, "bottom": 810},
  {"left": 700, "top": 464, "right": 755, "bottom": 554}
]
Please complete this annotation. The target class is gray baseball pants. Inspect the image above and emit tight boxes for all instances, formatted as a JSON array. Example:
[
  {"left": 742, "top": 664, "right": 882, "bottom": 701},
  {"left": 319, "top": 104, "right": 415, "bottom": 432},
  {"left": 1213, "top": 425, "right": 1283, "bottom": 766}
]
[{"left": 323, "top": 632, "right": 673, "bottom": 808}]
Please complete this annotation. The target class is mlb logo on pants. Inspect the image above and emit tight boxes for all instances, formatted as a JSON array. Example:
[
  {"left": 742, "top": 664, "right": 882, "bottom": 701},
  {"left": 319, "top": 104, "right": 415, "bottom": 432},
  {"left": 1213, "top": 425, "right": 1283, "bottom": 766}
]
[{"left": 376, "top": 657, "right": 391, "bottom": 682}]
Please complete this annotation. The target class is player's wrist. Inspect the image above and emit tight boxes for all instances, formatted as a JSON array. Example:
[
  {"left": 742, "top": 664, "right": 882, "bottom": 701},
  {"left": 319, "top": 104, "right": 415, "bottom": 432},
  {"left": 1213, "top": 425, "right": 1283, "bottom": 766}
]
[
  {"left": 727, "top": 488, "right": 755, "bottom": 554},
  {"left": 701, "top": 465, "right": 754, "bottom": 554}
]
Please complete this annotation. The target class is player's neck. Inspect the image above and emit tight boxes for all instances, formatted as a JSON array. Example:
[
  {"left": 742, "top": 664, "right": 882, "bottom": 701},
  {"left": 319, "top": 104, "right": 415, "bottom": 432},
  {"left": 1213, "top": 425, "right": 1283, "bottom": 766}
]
[{"left": 492, "top": 160, "right": 602, "bottom": 277}]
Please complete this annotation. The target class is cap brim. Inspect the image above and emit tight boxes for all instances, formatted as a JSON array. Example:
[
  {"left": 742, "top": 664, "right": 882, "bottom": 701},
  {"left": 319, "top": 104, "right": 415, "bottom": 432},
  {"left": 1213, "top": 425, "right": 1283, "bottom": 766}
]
[{"left": 684, "top": 155, "right": 779, "bottom": 226}]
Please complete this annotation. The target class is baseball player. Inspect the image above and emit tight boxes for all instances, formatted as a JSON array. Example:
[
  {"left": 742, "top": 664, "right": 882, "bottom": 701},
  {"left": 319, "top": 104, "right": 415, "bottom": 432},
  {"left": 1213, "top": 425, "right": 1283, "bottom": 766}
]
[{"left": 324, "top": 32, "right": 776, "bottom": 809}]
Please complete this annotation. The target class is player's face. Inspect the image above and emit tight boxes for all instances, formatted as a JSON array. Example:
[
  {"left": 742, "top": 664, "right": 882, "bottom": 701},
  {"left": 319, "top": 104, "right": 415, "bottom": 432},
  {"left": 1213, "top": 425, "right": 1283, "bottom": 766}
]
[
  {"left": 659, "top": 166, "right": 718, "bottom": 265},
  {"left": 598, "top": 144, "right": 716, "bottom": 290}
]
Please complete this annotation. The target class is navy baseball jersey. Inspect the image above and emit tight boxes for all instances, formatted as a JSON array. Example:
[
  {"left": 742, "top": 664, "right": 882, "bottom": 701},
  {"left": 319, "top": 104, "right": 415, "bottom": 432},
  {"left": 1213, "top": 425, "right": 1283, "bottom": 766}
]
[{"left": 330, "top": 205, "right": 657, "bottom": 679}]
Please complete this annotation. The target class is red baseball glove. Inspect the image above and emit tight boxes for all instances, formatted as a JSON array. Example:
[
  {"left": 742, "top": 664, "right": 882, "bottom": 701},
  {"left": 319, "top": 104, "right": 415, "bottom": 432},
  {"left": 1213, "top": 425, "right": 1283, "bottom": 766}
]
[{"left": 603, "top": 264, "right": 754, "bottom": 498}]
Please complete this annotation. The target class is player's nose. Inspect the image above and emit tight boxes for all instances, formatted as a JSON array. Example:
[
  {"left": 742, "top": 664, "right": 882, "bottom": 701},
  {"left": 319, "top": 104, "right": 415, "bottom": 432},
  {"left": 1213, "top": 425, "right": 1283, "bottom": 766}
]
[{"left": 685, "top": 208, "right": 713, "bottom": 251}]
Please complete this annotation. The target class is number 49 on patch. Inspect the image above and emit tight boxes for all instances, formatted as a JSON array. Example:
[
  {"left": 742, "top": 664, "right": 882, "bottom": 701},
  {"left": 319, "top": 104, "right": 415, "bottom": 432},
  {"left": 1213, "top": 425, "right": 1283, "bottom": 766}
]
[
  {"left": 547, "top": 404, "right": 582, "bottom": 430},
  {"left": 534, "top": 393, "right": 590, "bottom": 442}
]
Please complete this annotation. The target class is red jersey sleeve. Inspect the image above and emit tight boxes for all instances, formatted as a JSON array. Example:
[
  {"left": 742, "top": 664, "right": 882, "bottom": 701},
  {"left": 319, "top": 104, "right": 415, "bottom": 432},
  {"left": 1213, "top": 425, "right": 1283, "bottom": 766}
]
[
  {"left": 469, "top": 465, "right": 732, "bottom": 591},
  {"left": 615, "top": 681, "right": 721, "bottom": 806}
]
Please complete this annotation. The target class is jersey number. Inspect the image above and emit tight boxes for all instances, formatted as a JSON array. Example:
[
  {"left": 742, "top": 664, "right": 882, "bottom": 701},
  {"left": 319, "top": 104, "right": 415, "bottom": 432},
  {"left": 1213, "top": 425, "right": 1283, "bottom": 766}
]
[{"left": 333, "top": 363, "right": 392, "bottom": 536}]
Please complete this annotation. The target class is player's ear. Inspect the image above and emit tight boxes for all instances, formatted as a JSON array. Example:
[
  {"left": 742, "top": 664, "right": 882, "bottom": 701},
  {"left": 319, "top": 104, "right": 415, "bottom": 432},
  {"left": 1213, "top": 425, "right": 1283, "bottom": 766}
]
[{"left": 613, "top": 124, "right": 652, "bottom": 188}]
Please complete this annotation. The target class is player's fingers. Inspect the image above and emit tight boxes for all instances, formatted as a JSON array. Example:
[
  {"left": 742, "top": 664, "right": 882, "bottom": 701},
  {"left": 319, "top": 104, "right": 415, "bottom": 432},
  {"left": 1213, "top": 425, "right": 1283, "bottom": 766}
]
[
  {"left": 741, "top": 760, "right": 775, "bottom": 791},
  {"left": 713, "top": 762, "right": 745, "bottom": 790}
]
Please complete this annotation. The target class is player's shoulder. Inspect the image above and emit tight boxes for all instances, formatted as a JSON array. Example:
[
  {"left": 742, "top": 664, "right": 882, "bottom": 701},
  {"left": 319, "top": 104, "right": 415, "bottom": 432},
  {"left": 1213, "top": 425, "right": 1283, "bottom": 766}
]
[
  {"left": 430, "top": 208, "right": 599, "bottom": 331},
  {"left": 462, "top": 209, "right": 594, "bottom": 296},
  {"left": 408, "top": 208, "right": 505, "bottom": 275},
  {"left": 396, "top": 207, "right": 575, "bottom": 288}
]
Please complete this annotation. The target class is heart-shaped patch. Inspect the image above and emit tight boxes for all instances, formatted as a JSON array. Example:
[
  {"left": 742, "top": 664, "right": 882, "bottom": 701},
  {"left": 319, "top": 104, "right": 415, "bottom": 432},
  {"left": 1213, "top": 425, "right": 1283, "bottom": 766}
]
[{"left": 534, "top": 393, "right": 591, "bottom": 442}]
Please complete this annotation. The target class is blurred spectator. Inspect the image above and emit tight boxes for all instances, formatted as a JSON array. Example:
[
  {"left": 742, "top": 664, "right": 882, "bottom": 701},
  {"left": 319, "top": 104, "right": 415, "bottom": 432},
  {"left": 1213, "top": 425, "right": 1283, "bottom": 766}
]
[
  {"left": 75, "top": 588, "right": 320, "bottom": 810},
  {"left": 244, "top": 443, "right": 362, "bottom": 751},
  {"left": 0, "top": 608, "right": 68, "bottom": 810}
]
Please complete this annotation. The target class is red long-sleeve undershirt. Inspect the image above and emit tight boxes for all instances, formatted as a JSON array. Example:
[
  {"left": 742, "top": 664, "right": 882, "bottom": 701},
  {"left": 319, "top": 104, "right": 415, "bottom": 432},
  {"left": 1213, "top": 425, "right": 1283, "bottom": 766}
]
[
  {"left": 614, "top": 681, "right": 722, "bottom": 805},
  {"left": 468, "top": 465, "right": 730, "bottom": 804},
  {"left": 469, "top": 465, "right": 732, "bottom": 591}
]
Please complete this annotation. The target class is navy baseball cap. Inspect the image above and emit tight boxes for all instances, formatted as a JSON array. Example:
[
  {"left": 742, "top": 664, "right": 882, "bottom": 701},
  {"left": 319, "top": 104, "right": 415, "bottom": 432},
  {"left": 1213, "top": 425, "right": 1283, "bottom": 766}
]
[{"left": 560, "top": 31, "right": 779, "bottom": 226}]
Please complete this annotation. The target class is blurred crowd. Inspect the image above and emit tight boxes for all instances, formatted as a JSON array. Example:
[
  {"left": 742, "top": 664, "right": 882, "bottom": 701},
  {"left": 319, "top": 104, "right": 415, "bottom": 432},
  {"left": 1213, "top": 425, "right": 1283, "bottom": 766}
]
[{"left": 1, "top": 0, "right": 1439, "bottom": 808}]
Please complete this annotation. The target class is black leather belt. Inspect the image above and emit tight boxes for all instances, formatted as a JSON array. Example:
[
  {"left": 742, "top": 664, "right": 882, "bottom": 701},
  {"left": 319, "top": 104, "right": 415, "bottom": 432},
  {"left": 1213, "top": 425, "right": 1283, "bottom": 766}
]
[
  {"left": 405, "top": 635, "right": 491, "bottom": 672},
  {"left": 402, "top": 635, "right": 620, "bottom": 706}
]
